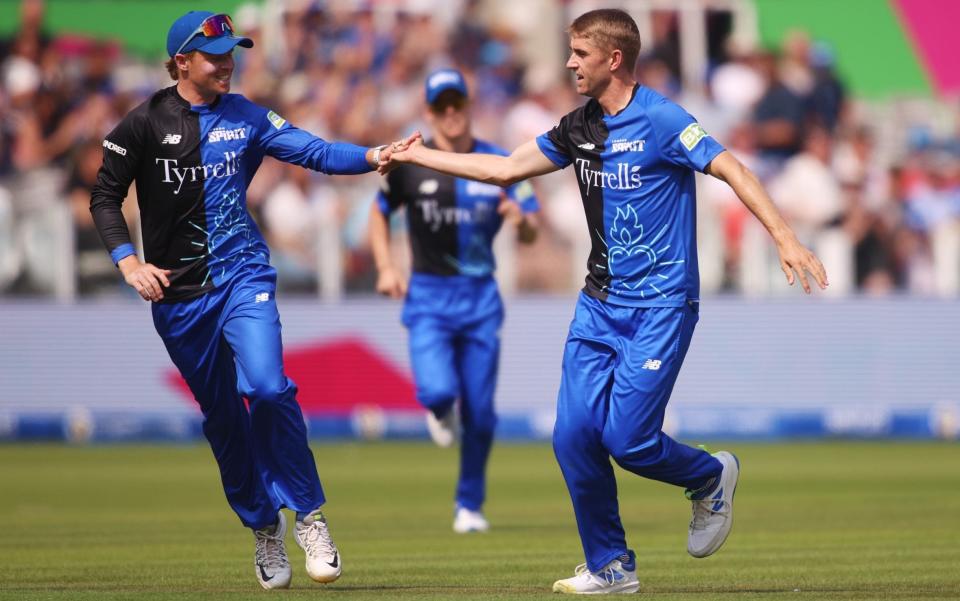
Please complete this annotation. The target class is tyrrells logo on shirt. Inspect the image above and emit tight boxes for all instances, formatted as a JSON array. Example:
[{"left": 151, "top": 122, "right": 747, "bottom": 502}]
[
  {"left": 416, "top": 199, "right": 493, "bottom": 232},
  {"left": 155, "top": 152, "right": 240, "bottom": 195},
  {"left": 575, "top": 158, "right": 642, "bottom": 194}
]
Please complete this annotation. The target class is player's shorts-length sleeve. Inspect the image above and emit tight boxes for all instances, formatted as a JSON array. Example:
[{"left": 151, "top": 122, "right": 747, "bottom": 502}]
[
  {"left": 536, "top": 113, "right": 575, "bottom": 169},
  {"left": 648, "top": 101, "right": 724, "bottom": 173}
]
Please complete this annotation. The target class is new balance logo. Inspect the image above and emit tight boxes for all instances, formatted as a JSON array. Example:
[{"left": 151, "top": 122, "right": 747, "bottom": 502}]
[
  {"left": 642, "top": 359, "right": 662, "bottom": 370},
  {"left": 577, "top": 142, "right": 596, "bottom": 150},
  {"left": 255, "top": 292, "right": 270, "bottom": 303},
  {"left": 161, "top": 134, "right": 182, "bottom": 145}
]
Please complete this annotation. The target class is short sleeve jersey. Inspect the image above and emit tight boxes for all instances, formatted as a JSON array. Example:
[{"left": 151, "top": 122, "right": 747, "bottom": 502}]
[
  {"left": 536, "top": 85, "right": 724, "bottom": 307},
  {"left": 377, "top": 139, "right": 539, "bottom": 278}
]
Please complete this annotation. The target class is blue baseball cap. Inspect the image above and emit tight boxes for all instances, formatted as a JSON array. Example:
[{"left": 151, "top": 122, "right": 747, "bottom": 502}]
[
  {"left": 425, "top": 68, "right": 468, "bottom": 104},
  {"left": 166, "top": 11, "right": 253, "bottom": 57}
]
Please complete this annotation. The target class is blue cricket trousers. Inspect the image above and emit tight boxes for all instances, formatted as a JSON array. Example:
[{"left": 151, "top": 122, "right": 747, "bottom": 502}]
[
  {"left": 402, "top": 272, "right": 503, "bottom": 511},
  {"left": 553, "top": 293, "right": 722, "bottom": 571},
  {"left": 152, "top": 264, "right": 324, "bottom": 529}
]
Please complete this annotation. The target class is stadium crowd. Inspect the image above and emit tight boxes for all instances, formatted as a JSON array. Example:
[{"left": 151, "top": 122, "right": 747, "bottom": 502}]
[{"left": 1, "top": 0, "right": 958, "bottom": 299}]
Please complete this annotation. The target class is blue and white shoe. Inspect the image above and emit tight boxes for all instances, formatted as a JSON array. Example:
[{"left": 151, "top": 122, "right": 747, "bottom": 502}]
[
  {"left": 552, "top": 551, "right": 639, "bottom": 594},
  {"left": 687, "top": 451, "right": 740, "bottom": 558}
]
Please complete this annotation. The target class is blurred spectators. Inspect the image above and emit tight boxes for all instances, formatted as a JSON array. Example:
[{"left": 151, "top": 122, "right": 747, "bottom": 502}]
[{"left": 0, "top": 0, "right": 957, "bottom": 299}]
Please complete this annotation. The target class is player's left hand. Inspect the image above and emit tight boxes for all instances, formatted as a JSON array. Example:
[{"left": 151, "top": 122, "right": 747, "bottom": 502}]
[
  {"left": 375, "top": 266, "right": 407, "bottom": 299},
  {"left": 497, "top": 196, "right": 523, "bottom": 226},
  {"left": 776, "top": 235, "right": 829, "bottom": 294}
]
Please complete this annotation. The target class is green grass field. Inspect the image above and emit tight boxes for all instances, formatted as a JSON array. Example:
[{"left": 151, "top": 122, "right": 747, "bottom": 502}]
[{"left": 1, "top": 441, "right": 958, "bottom": 600}]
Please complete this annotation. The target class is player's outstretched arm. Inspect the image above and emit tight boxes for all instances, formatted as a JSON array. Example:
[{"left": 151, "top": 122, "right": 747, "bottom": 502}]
[
  {"left": 706, "top": 150, "right": 829, "bottom": 293},
  {"left": 367, "top": 203, "right": 406, "bottom": 299},
  {"left": 383, "top": 135, "right": 559, "bottom": 186}
]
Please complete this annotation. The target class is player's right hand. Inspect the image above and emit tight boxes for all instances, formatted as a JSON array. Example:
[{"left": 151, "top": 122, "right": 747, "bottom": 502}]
[
  {"left": 375, "top": 266, "right": 407, "bottom": 299},
  {"left": 119, "top": 258, "right": 172, "bottom": 302},
  {"left": 776, "top": 235, "right": 829, "bottom": 294}
]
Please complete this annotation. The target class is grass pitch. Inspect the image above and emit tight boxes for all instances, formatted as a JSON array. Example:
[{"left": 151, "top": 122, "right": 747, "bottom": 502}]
[{"left": 0, "top": 441, "right": 958, "bottom": 600}]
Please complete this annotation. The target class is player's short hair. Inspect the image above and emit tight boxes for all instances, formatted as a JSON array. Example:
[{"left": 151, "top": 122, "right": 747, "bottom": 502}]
[
  {"left": 568, "top": 9, "right": 642, "bottom": 72},
  {"left": 164, "top": 51, "right": 196, "bottom": 81}
]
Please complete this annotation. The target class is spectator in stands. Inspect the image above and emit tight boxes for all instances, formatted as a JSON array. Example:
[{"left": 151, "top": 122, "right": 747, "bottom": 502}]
[{"left": 753, "top": 50, "right": 805, "bottom": 164}]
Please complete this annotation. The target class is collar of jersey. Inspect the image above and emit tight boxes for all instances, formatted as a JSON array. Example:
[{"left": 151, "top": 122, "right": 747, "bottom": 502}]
[
  {"left": 169, "top": 85, "right": 222, "bottom": 113},
  {"left": 601, "top": 83, "right": 640, "bottom": 120}
]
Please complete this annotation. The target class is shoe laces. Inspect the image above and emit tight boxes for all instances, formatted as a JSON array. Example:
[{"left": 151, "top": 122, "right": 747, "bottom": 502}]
[
  {"left": 254, "top": 524, "right": 288, "bottom": 569},
  {"left": 299, "top": 516, "right": 336, "bottom": 559},
  {"left": 572, "top": 562, "right": 621, "bottom": 585},
  {"left": 690, "top": 490, "right": 729, "bottom": 530}
]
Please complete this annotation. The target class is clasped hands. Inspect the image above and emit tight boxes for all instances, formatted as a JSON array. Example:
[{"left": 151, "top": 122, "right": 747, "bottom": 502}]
[{"left": 376, "top": 131, "right": 424, "bottom": 175}]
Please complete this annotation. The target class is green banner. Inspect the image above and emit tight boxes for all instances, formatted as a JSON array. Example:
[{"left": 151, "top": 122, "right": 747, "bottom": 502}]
[
  {"left": 0, "top": 0, "right": 258, "bottom": 58},
  {"left": 754, "top": 0, "right": 932, "bottom": 98}
]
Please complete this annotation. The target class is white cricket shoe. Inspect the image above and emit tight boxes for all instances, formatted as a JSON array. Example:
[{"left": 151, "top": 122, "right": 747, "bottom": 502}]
[
  {"left": 687, "top": 451, "right": 740, "bottom": 558},
  {"left": 453, "top": 507, "right": 490, "bottom": 533},
  {"left": 253, "top": 512, "right": 292, "bottom": 590},
  {"left": 295, "top": 509, "right": 342, "bottom": 583},
  {"left": 426, "top": 406, "right": 459, "bottom": 448},
  {"left": 552, "top": 552, "right": 639, "bottom": 594}
]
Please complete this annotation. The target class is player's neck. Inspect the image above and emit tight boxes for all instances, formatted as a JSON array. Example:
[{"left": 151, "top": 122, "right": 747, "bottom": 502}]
[
  {"left": 176, "top": 80, "right": 219, "bottom": 106},
  {"left": 595, "top": 75, "right": 637, "bottom": 116},
  {"left": 433, "top": 132, "right": 473, "bottom": 154}
]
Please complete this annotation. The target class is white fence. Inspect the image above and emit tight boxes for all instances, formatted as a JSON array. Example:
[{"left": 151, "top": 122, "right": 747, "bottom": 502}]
[{"left": 0, "top": 296, "right": 957, "bottom": 441}]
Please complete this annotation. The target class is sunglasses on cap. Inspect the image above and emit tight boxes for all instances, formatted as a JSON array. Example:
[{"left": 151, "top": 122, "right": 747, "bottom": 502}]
[
  {"left": 429, "top": 93, "right": 468, "bottom": 114},
  {"left": 174, "top": 13, "right": 237, "bottom": 56}
]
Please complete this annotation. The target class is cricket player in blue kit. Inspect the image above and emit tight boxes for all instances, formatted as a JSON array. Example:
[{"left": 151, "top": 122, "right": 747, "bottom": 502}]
[
  {"left": 90, "top": 11, "right": 412, "bottom": 590},
  {"left": 384, "top": 9, "right": 828, "bottom": 594},
  {"left": 369, "top": 69, "right": 539, "bottom": 533}
]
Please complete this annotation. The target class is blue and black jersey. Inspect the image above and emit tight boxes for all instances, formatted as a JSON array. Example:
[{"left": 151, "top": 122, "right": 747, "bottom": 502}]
[
  {"left": 537, "top": 85, "right": 724, "bottom": 307},
  {"left": 376, "top": 139, "right": 538, "bottom": 278},
  {"left": 91, "top": 85, "right": 371, "bottom": 303}
]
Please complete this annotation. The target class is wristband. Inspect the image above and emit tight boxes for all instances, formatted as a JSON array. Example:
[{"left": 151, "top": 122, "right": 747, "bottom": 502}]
[{"left": 372, "top": 144, "right": 388, "bottom": 167}]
